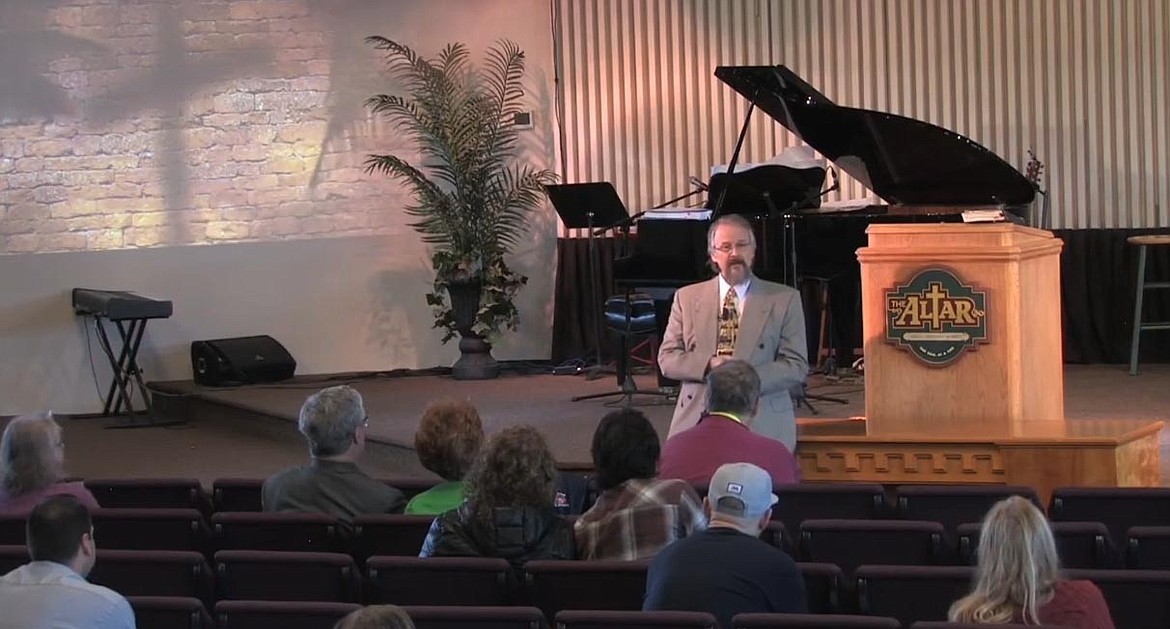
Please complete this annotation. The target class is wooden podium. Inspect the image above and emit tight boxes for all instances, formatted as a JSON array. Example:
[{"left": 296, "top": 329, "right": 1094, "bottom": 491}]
[
  {"left": 797, "top": 223, "right": 1162, "bottom": 501},
  {"left": 861, "top": 223, "right": 1064, "bottom": 434}
]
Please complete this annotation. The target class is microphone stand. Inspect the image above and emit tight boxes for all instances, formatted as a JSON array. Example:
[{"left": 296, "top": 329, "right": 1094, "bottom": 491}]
[{"left": 771, "top": 167, "right": 848, "bottom": 410}]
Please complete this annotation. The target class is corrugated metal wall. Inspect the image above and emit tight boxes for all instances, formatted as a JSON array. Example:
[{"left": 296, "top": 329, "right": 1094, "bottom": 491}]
[{"left": 553, "top": 0, "right": 1169, "bottom": 229}]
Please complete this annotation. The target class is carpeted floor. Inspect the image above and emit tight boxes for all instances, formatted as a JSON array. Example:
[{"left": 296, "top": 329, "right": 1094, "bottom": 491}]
[{"left": 36, "top": 363, "right": 1160, "bottom": 488}]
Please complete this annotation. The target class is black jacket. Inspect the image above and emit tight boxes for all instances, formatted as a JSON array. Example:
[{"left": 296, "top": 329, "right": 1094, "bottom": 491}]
[{"left": 419, "top": 504, "right": 575, "bottom": 571}]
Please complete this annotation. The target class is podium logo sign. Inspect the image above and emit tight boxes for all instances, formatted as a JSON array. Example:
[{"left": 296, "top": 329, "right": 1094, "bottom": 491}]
[{"left": 885, "top": 268, "right": 988, "bottom": 366}]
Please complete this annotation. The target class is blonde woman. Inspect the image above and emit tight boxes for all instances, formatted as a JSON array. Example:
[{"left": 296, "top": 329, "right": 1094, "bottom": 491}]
[
  {"left": 333, "top": 604, "right": 415, "bottom": 629},
  {"left": 949, "top": 496, "right": 1114, "bottom": 628},
  {"left": 0, "top": 413, "right": 99, "bottom": 515}
]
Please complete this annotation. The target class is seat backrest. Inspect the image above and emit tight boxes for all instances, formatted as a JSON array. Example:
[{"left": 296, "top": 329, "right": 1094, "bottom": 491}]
[
  {"left": 957, "top": 520, "right": 1117, "bottom": 568},
  {"left": 799, "top": 520, "right": 946, "bottom": 573},
  {"left": 734, "top": 613, "right": 901, "bottom": 629},
  {"left": 911, "top": 623, "right": 1067, "bottom": 629},
  {"left": 895, "top": 485, "right": 1041, "bottom": 532},
  {"left": 92, "top": 508, "right": 207, "bottom": 552},
  {"left": 89, "top": 549, "right": 214, "bottom": 606},
  {"left": 524, "top": 559, "right": 650, "bottom": 619},
  {"left": 214, "top": 550, "right": 360, "bottom": 603},
  {"left": 1126, "top": 525, "right": 1170, "bottom": 569},
  {"left": 796, "top": 562, "right": 844, "bottom": 614},
  {"left": 212, "top": 478, "right": 265, "bottom": 512},
  {"left": 556, "top": 610, "right": 718, "bottom": 629},
  {"left": 405, "top": 605, "right": 547, "bottom": 629},
  {"left": 855, "top": 565, "right": 975, "bottom": 627},
  {"left": 366, "top": 556, "right": 514, "bottom": 606},
  {"left": 127, "top": 595, "right": 213, "bottom": 629},
  {"left": 211, "top": 511, "right": 340, "bottom": 552},
  {"left": 1063, "top": 568, "right": 1170, "bottom": 629},
  {"left": 0, "top": 515, "right": 27, "bottom": 546},
  {"left": 1049, "top": 487, "right": 1170, "bottom": 543},
  {"left": 772, "top": 484, "right": 887, "bottom": 534},
  {"left": 85, "top": 478, "right": 208, "bottom": 513},
  {"left": 0, "top": 544, "right": 28, "bottom": 575},
  {"left": 760, "top": 521, "right": 791, "bottom": 554},
  {"left": 380, "top": 477, "right": 442, "bottom": 501},
  {"left": 353, "top": 513, "right": 435, "bottom": 559},
  {"left": 214, "top": 600, "right": 361, "bottom": 629}
]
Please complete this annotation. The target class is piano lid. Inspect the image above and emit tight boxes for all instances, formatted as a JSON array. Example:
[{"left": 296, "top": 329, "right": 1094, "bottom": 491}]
[{"left": 714, "top": 65, "right": 1035, "bottom": 208}]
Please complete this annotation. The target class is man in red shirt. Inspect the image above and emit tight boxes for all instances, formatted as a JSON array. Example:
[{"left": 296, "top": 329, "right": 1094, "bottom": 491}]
[{"left": 658, "top": 360, "right": 800, "bottom": 487}]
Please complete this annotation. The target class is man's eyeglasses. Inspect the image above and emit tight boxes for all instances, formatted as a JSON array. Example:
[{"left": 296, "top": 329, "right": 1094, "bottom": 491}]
[{"left": 712, "top": 241, "right": 754, "bottom": 254}]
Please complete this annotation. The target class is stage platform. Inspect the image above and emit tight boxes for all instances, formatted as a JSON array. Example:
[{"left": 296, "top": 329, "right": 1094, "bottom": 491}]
[{"left": 150, "top": 363, "right": 1170, "bottom": 491}]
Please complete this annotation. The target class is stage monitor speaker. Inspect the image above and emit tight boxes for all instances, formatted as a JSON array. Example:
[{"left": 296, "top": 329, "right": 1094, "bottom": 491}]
[{"left": 191, "top": 335, "right": 296, "bottom": 386}]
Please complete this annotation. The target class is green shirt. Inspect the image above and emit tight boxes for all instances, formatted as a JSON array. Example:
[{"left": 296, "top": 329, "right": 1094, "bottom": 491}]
[{"left": 404, "top": 481, "right": 465, "bottom": 515}]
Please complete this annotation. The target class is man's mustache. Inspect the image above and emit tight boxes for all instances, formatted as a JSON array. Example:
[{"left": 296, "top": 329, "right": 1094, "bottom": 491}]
[{"left": 728, "top": 257, "right": 747, "bottom": 266}]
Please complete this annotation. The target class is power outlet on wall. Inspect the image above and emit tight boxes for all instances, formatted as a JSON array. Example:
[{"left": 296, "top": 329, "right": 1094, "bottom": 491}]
[{"left": 512, "top": 111, "right": 533, "bottom": 129}]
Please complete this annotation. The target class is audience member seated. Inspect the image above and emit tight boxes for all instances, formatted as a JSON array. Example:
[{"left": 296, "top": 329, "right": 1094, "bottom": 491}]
[
  {"left": 658, "top": 361, "right": 799, "bottom": 487},
  {"left": 575, "top": 408, "right": 706, "bottom": 560},
  {"left": 0, "top": 496, "right": 134, "bottom": 629},
  {"left": 420, "top": 425, "right": 574, "bottom": 571},
  {"left": 406, "top": 399, "right": 484, "bottom": 515},
  {"left": 0, "top": 412, "right": 99, "bottom": 515},
  {"left": 643, "top": 463, "right": 806, "bottom": 628},
  {"left": 263, "top": 385, "right": 405, "bottom": 531},
  {"left": 334, "top": 604, "right": 415, "bottom": 629},
  {"left": 949, "top": 496, "right": 1115, "bottom": 629}
]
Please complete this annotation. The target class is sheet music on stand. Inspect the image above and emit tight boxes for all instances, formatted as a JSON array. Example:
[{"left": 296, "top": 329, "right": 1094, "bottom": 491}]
[{"left": 642, "top": 207, "right": 712, "bottom": 221}]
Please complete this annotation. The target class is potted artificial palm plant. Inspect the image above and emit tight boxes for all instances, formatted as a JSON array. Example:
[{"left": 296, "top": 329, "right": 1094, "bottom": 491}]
[{"left": 364, "top": 37, "right": 555, "bottom": 380}]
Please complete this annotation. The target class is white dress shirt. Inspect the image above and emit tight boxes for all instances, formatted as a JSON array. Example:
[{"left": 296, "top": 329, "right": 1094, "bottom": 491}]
[{"left": 0, "top": 560, "right": 136, "bottom": 629}]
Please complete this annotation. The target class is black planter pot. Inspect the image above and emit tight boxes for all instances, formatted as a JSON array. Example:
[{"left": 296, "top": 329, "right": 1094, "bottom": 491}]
[{"left": 446, "top": 280, "right": 499, "bottom": 380}]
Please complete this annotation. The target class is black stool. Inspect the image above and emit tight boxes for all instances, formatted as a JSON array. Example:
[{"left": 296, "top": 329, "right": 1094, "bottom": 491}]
[{"left": 571, "top": 292, "right": 672, "bottom": 406}]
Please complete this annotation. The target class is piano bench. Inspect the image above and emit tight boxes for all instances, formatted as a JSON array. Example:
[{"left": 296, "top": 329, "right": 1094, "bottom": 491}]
[
  {"left": 604, "top": 294, "right": 657, "bottom": 336},
  {"left": 1127, "top": 235, "right": 1170, "bottom": 375}
]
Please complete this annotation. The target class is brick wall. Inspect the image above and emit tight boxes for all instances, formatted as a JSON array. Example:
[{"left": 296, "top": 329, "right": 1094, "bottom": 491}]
[{"left": 0, "top": 0, "right": 459, "bottom": 254}]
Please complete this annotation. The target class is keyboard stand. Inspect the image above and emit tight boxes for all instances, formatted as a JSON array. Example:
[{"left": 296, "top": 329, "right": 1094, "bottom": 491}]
[{"left": 88, "top": 315, "right": 183, "bottom": 429}]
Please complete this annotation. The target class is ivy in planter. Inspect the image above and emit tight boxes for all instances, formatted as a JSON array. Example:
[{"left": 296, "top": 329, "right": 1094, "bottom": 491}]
[{"left": 427, "top": 250, "right": 527, "bottom": 343}]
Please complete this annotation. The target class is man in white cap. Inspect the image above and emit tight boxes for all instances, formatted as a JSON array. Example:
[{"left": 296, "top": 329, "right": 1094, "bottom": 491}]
[{"left": 643, "top": 462, "right": 806, "bottom": 627}]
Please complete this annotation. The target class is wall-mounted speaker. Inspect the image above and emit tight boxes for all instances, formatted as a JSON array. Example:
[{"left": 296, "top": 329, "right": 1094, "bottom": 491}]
[{"left": 190, "top": 335, "right": 296, "bottom": 387}]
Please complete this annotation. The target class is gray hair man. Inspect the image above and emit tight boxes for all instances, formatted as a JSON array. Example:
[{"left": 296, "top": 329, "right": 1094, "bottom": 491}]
[
  {"left": 262, "top": 385, "right": 405, "bottom": 528},
  {"left": 658, "top": 360, "right": 800, "bottom": 487},
  {"left": 643, "top": 463, "right": 806, "bottom": 628}
]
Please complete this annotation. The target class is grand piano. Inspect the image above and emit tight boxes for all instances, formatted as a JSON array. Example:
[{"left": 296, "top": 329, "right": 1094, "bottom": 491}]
[{"left": 615, "top": 64, "right": 1037, "bottom": 369}]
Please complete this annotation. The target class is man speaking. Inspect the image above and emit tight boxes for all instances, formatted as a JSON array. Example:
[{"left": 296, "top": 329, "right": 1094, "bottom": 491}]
[{"left": 657, "top": 214, "right": 808, "bottom": 450}]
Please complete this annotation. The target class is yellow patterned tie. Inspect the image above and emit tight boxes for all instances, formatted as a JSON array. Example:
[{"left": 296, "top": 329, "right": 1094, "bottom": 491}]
[{"left": 717, "top": 288, "right": 739, "bottom": 356}]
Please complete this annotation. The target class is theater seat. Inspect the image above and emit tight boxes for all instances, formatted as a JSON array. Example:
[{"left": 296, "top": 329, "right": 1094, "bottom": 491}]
[
  {"left": 799, "top": 520, "right": 947, "bottom": 573},
  {"left": 556, "top": 610, "right": 717, "bottom": 629},
  {"left": 211, "top": 511, "right": 341, "bottom": 552},
  {"left": 215, "top": 550, "right": 360, "bottom": 603},
  {"left": 366, "top": 556, "right": 513, "bottom": 606},
  {"left": 352, "top": 513, "right": 435, "bottom": 560},
  {"left": 524, "top": 559, "right": 649, "bottom": 619},
  {"left": 127, "top": 596, "right": 213, "bottom": 629},
  {"left": 407, "top": 605, "right": 547, "bottom": 629},
  {"left": 855, "top": 565, "right": 975, "bottom": 627},
  {"left": 734, "top": 613, "right": 901, "bottom": 628},
  {"left": 214, "top": 600, "right": 361, "bottom": 629}
]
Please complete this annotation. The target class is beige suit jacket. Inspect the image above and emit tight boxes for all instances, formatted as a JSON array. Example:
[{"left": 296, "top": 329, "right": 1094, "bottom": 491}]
[{"left": 658, "top": 276, "right": 808, "bottom": 450}]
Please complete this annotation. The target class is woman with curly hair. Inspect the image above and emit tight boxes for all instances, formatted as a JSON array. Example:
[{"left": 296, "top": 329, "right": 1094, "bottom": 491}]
[
  {"left": 0, "top": 413, "right": 99, "bottom": 515},
  {"left": 948, "top": 496, "right": 1114, "bottom": 628},
  {"left": 419, "top": 424, "right": 574, "bottom": 569},
  {"left": 405, "top": 399, "right": 484, "bottom": 515}
]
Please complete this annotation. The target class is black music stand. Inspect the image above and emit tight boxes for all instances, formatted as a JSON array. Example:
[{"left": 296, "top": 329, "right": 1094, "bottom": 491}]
[
  {"left": 545, "top": 182, "right": 629, "bottom": 375},
  {"left": 545, "top": 182, "right": 672, "bottom": 406}
]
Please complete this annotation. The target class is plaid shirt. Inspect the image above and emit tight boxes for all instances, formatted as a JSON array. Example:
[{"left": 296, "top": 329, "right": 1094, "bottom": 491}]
[{"left": 574, "top": 477, "right": 707, "bottom": 561}]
